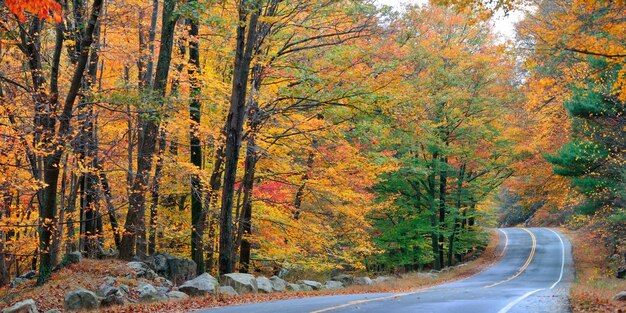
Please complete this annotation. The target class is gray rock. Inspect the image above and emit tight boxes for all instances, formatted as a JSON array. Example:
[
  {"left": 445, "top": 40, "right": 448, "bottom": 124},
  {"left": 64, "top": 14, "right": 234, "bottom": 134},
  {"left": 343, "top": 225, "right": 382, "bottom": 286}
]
[
  {"left": 256, "top": 276, "right": 274, "bottom": 293},
  {"left": 64, "top": 288, "right": 99, "bottom": 311},
  {"left": 144, "top": 252, "right": 197, "bottom": 285},
  {"left": 154, "top": 276, "right": 173, "bottom": 289},
  {"left": 298, "top": 284, "right": 313, "bottom": 291},
  {"left": 179, "top": 273, "right": 218, "bottom": 296},
  {"left": 98, "top": 286, "right": 125, "bottom": 307},
  {"left": 613, "top": 291, "right": 626, "bottom": 301},
  {"left": 353, "top": 277, "right": 373, "bottom": 285},
  {"left": 417, "top": 272, "right": 437, "bottom": 279},
  {"left": 137, "top": 282, "right": 167, "bottom": 302},
  {"left": 19, "top": 271, "right": 37, "bottom": 280},
  {"left": 221, "top": 273, "right": 257, "bottom": 294},
  {"left": 372, "top": 276, "right": 394, "bottom": 284},
  {"left": 269, "top": 276, "right": 287, "bottom": 292},
  {"left": 286, "top": 283, "right": 301, "bottom": 291},
  {"left": 166, "top": 291, "right": 189, "bottom": 300},
  {"left": 66, "top": 251, "right": 82, "bottom": 265},
  {"left": 44, "top": 310, "right": 61, "bottom": 313},
  {"left": 2, "top": 299, "right": 38, "bottom": 313},
  {"left": 102, "top": 276, "right": 117, "bottom": 285},
  {"left": 331, "top": 274, "right": 353, "bottom": 285},
  {"left": 127, "top": 262, "right": 157, "bottom": 279},
  {"left": 298, "top": 280, "right": 322, "bottom": 290},
  {"left": 324, "top": 280, "right": 344, "bottom": 290},
  {"left": 218, "top": 286, "right": 238, "bottom": 296},
  {"left": 9, "top": 277, "right": 27, "bottom": 288},
  {"left": 277, "top": 268, "right": 289, "bottom": 278},
  {"left": 118, "top": 284, "right": 130, "bottom": 295}
]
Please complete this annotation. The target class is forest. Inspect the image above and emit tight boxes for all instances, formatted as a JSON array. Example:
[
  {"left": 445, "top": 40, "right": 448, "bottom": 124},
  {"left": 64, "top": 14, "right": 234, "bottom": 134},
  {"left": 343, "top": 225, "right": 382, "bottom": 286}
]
[{"left": 0, "top": 0, "right": 623, "bottom": 294}]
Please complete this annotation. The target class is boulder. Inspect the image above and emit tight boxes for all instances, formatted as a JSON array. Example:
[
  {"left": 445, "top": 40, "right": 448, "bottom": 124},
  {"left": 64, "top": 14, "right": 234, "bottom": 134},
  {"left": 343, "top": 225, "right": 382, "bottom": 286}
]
[
  {"left": 144, "top": 252, "right": 196, "bottom": 285},
  {"left": 286, "top": 283, "right": 301, "bottom": 291},
  {"left": 9, "top": 277, "right": 27, "bottom": 288},
  {"left": 66, "top": 251, "right": 82, "bottom": 265},
  {"left": 353, "top": 277, "right": 373, "bottom": 285},
  {"left": 137, "top": 282, "right": 167, "bottom": 302},
  {"left": 218, "top": 286, "right": 238, "bottom": 296},
  {"left": 617, "top": 266, "right": 626, "bottom": 279},
  {"left": 372, "top": 276, "right": 394, "bottom": 284},
  {"left": 298, "top": 280, "right": 322, "bottom": 290},
  {"left": 179, "top": 273, "right": 218, "bottom": 296},
  {"left": 256, "top": 276, "right": 274, "bottom": 293},
  {"left": 417, "top": 272, "right": 437, "bottom": 279},
  {"left": 331, "top": 274, "right": 353, "bottom": 286},
  {"left": 64, "top": 288, "right": 99, "bottom": 311},
  {"left": 613, "top": 291, "right": 626, "bottom": 301},
  {"left": 118, "top": 284, "right": 130, "bottom": 295},
  {"left": 298, "top": 284, "right": 313, "bottom": 291},
  {"left": 154, "top": 277, "right": 173, "bottom": 289},
  {"left": 19, "top": 271, "right": 37, "bottom": 280},
  {"left": 277, "top": 268, "right": 289, "bottom": 278},
  {"left": 269, "top": 276, "right": 287, "bottom": 292},
  {"left": 127, "top": 262, "right": 156, "bottom": 279},
  {"left": 2, "top": 299, "right": 38, "bottom": 313},
  {"left": 98, "top": 286, "right": 125, "bottom": 307},
  {"left": 221, "top": 273, "right": 257, "bottom": 294},
  {"left": 166, "top": 291, "right": 189, "bottom": 300},
  {"left": 323, "top": 280, "right": 344, "bottom": 290}
]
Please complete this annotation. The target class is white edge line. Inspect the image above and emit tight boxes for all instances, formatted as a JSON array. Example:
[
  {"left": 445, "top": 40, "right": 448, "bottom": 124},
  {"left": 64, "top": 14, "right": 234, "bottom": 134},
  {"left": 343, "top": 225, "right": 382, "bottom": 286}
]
[
  {"left": 498, "top": 228, "right": 567, "bottom": 313},
  {"left": 545, "top": 228, "right": 565, "bottom": 289},
  {"left": 497, "top": 288, "right": 544, "bottom": 313},
  {"left": 498, "top": 228, "right": 509, "bottom": 257}
]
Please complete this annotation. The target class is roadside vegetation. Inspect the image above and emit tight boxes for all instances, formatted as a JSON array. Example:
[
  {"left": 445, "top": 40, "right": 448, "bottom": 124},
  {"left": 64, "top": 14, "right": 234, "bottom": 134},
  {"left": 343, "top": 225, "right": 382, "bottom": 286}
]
[
  {"left": 0, "top": 0, "right": 624, "bottom": 311},
  {"left": 564, "top": 228, "right": 626, "bottom": 312}
]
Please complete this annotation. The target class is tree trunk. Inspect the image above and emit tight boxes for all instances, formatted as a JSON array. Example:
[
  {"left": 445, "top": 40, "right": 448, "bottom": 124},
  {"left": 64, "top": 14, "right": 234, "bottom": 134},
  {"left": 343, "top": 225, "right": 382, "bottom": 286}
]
[
  {"left": 447, "top": 163, "right": 465, "bottom": 267},
  {"left": 98, "top": 171, "right": 121, "bottom": 248},
  {"left": 438, "top": 156, "right": 447, "bottom": 269},
  {"left": 428, "top": 167, "right": 440, "bottom": 271},
  {"left": 187, "top": 0, "right": 206, "bottom": 274},
  {"left": 219, "top": 0, "right": 262, "bottom": 275},
  {"left": 120, "top": 0, "right": 178, "bottom": 260}
]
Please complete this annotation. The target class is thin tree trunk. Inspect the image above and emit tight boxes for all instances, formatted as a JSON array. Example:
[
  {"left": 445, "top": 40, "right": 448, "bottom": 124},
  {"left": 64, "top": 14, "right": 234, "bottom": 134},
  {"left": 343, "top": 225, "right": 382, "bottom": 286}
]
[
  {"left": 120, "top": 0, "right": 178, "bottom": 260},
  {"left": 428, "top": 152, "right": 440, "bottom": 270},
  {"left": 37, "top": 0, "right": 105, "bottom": 285},
  {"left": 187, "top": 0, "right": 205, "bottom": 273},
  {"left": 447, "top": 163, "right": 465, "bottom": 267},
  {"left": 219, "top": 0, "right": 262, "bottom": 275},
  {"left": 438, "top": 156, "right": 447, "bottom": 269},
  {"left": 98, "top": 171, "right": 121, "bottom": 248}
]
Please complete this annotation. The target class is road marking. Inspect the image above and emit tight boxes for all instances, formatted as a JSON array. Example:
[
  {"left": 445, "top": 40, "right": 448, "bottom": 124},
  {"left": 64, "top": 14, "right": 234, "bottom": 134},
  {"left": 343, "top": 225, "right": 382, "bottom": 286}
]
[
  {"left": 309, "top": 292, "right": 415, "bottom": 313},
  {"left": 498, "top": 228, "right": 509, "bottom": 257},
  {"left": 497, "top": 288, "right": 544, "bottom": 313},
  {"left": 545, "top": 228, "right": 565, "bottom": 289},
  {"left": 496, "top": 228, "right": 568, "bottom": 312},
  {"left": 484, "top": 228, "right": 536, "bottom": 288}
]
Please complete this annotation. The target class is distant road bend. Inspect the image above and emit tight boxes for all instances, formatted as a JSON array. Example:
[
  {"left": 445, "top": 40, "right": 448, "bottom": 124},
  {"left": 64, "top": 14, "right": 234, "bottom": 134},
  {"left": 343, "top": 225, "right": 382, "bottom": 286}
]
[{"left": 198, "top": 228, "right": 573, "bottom": 313}]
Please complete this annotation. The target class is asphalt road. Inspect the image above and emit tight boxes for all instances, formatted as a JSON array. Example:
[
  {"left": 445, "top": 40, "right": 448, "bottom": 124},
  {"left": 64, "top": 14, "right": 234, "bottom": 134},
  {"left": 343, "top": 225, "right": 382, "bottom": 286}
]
[{"left": 197, "top": 228, "right": 573, "bottom": 313}]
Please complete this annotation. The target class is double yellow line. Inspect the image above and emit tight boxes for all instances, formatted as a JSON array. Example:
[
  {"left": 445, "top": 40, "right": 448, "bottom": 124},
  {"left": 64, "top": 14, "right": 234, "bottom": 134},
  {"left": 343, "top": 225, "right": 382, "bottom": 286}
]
[{"left": 485, "top": 228, "right": 536, "bottom": 288}]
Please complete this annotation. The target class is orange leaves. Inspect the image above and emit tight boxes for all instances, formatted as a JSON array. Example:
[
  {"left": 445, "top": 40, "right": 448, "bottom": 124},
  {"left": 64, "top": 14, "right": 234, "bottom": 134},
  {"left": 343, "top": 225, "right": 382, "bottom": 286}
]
[{"left": 5, "top": 0, "right": 63, "bottom": 23}]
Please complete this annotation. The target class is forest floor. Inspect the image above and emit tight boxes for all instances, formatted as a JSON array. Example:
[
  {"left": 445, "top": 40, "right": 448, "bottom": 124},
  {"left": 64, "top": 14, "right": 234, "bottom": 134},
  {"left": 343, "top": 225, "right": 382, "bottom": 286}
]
[
  {"left": 0, "top": 231, "right": 500, "bottom": 312},
  {"left": 562, "top": 228, "right": 626, "bottom": 312}
]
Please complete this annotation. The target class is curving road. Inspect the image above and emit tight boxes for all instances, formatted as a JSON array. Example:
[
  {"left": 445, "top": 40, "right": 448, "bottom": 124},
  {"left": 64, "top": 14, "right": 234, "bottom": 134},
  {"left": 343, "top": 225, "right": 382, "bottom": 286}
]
[{"left": 197, "top": 228, "right": 573, "bottom": 313}]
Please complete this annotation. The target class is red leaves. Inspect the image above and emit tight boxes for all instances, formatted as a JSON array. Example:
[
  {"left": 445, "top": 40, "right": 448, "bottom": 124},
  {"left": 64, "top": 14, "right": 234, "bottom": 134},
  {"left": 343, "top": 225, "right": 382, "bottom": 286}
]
[{"left": 5, "top": 0, "right": 63, "bottom": 23}]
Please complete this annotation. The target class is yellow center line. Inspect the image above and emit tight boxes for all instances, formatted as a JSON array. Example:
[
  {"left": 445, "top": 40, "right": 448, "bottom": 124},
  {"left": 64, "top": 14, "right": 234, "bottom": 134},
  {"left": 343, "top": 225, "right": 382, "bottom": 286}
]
[{"left": 484, "top": 228, "right": 536, "bottom": 288}]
